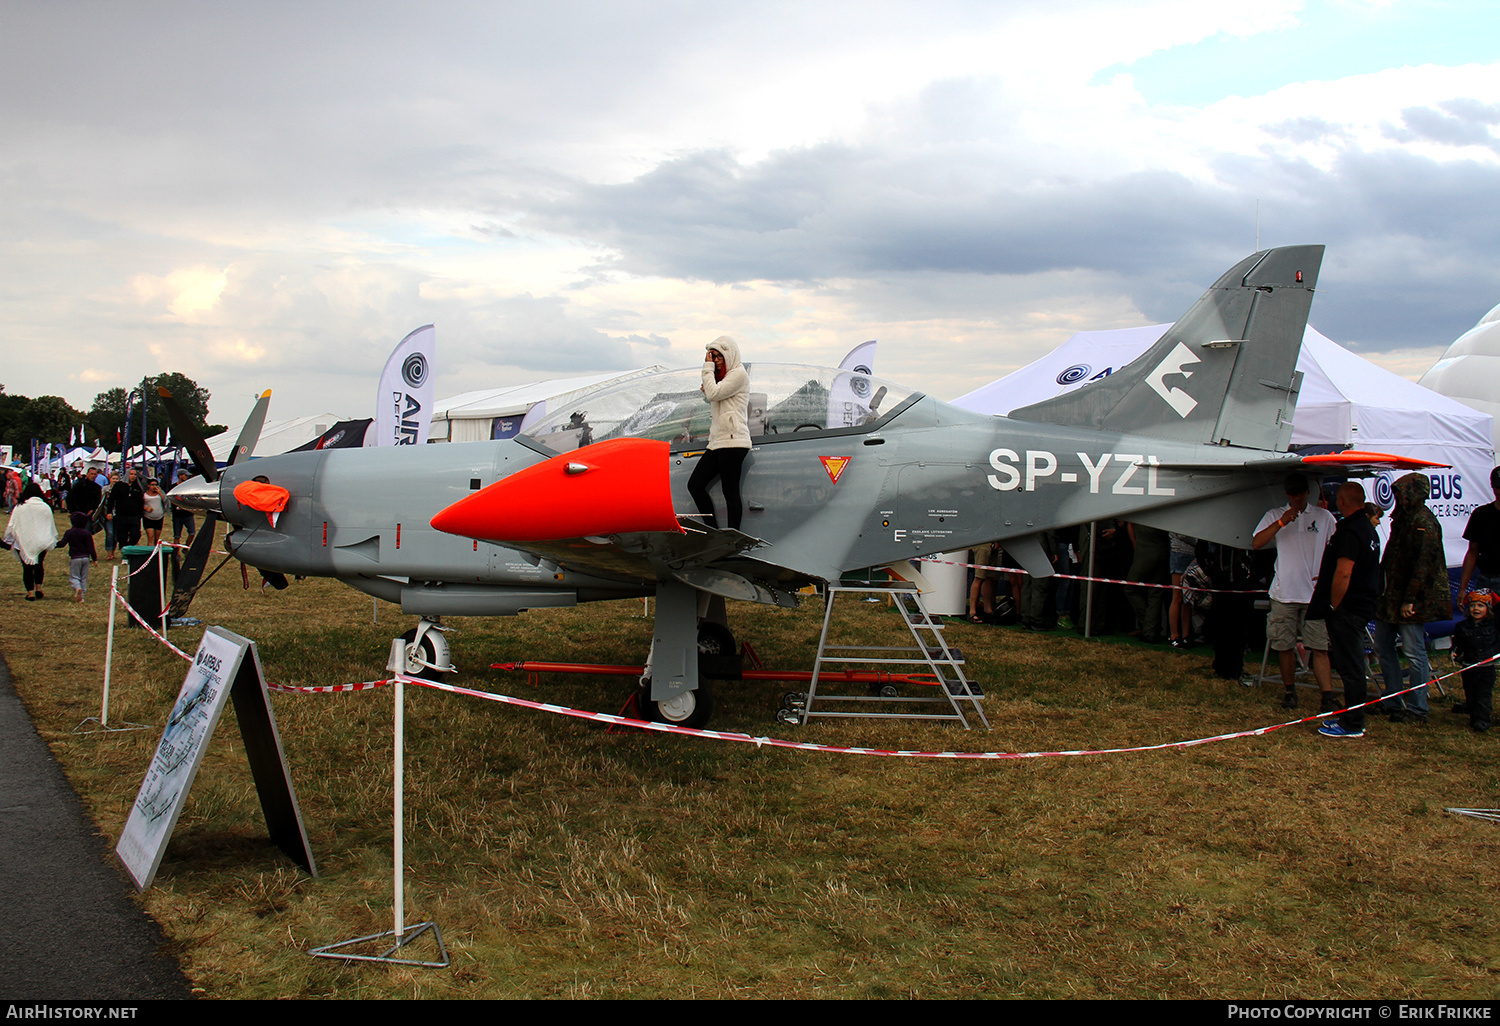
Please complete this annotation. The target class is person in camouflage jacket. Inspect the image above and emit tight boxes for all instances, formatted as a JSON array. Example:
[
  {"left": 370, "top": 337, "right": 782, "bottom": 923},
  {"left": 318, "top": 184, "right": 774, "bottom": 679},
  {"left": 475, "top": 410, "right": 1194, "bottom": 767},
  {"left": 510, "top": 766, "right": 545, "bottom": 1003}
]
[{"left": 1374, "top": 472, "right": 1454, "bottom": 721}]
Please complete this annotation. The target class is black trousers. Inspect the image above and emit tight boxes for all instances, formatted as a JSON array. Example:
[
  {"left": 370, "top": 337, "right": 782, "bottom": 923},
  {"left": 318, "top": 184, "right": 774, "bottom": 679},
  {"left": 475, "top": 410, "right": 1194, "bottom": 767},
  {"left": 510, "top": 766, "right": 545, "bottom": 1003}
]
[
  {"left": 688, "top": 447, "right": 748, "bottom": 530},
  {"left": 22, "top": 554, "right": 45, "bottom": 591},
  {"left": 1325, "top": 607, "right": 1369, "bottom": 731}
]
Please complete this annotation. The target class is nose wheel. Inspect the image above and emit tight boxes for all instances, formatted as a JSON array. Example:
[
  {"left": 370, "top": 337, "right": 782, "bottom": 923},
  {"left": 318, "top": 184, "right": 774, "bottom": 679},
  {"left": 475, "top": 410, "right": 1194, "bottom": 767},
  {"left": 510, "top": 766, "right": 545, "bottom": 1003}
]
[
  {"left": 397, "top": 620, "right": 455, "bottom": 682},
  {"left": 639, "top": 679, "right": 715, "bottom": 728}
]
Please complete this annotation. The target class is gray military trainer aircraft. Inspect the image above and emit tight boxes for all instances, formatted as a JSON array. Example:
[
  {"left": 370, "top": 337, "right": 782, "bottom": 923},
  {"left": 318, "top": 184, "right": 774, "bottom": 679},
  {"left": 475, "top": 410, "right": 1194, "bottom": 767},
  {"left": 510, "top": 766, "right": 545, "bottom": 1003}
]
[{"left": 167, "top": 244, "right": 1413, "bottom": 727}]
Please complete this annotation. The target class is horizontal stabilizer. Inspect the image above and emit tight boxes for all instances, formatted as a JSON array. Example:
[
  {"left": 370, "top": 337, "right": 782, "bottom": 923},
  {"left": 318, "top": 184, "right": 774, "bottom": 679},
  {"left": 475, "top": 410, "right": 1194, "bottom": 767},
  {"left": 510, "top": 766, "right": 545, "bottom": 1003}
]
[
  {"left": 1151, "top": 450, "right": 1450, "bottom": 474},
  {"left": 1300, "top": 450, "right": 1450, "bottom": 472}
]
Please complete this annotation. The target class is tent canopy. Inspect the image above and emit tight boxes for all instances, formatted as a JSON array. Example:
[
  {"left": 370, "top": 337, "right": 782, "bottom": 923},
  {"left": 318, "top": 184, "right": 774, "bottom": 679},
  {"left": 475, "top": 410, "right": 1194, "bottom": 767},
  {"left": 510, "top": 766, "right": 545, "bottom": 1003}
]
[
  {"left": 205, "top": 413, "right": 345, "bottom": 462},
  {"left": 433, "top": 367, "right": 668, "bottom": 442}
]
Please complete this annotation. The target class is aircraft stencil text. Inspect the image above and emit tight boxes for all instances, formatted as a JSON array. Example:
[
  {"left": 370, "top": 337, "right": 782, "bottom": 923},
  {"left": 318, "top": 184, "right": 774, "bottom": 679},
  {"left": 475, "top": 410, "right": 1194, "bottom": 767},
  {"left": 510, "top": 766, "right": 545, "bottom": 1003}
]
[{"left": 988, "top": 450, "right": 1175, "bottom": 496}]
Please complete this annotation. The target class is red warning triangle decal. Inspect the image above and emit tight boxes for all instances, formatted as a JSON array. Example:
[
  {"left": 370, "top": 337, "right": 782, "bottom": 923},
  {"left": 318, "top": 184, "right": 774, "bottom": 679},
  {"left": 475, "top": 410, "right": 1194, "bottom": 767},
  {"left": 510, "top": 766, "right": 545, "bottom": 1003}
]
[{"left": 819, "top": 455, "right": 851, "bottom": 484}]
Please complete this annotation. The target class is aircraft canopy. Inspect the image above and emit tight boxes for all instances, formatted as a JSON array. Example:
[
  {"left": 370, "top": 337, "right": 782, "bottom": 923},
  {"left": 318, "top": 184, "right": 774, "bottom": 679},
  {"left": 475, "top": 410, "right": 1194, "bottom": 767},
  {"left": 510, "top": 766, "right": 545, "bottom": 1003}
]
[{"left": 523, "top": 365, "right": 918, "bottom": 453}]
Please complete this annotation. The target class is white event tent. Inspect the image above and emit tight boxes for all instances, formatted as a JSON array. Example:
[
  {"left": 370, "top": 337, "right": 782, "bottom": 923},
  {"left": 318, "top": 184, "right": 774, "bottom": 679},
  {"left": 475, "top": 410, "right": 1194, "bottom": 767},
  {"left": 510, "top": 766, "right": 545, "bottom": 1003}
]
[
  {"left": 431, "top": 367, "right": 667, "bottom": 443},
  {"left": 953, "top": 325, "right": 1495, "bottom": 567},
  {"left": 205, "top": 414, "right": 348, "bottom": 462}
]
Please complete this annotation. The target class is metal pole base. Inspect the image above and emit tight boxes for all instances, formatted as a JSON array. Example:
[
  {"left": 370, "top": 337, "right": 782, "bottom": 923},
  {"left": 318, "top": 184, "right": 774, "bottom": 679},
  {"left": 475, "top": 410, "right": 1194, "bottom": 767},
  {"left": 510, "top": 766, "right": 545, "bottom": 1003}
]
[
  {"left": 1445, "top": 808, "right": 1500, "bottom": 824},
  {"left": 71, "top": 716, "right": 151, "bottom": 734},
  {"left": 309, "top": 920, "right": 449, "bottom": 967}
]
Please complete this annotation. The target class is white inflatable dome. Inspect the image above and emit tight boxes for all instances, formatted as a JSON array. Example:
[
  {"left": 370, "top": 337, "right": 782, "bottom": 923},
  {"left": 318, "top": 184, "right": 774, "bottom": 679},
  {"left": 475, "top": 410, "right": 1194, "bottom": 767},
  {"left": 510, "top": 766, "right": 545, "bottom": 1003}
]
[{"left": 1421, "top": 300, "right": 1500, "bottom": 452}]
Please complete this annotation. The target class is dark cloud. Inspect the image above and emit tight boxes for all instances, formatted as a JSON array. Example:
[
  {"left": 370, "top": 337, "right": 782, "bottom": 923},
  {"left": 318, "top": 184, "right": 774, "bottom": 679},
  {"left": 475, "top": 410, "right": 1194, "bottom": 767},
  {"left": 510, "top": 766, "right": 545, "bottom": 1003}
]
[
  {"left": 1385, "top": 101, "right": 1500, "bottom": 150},
  {"left": 519, "top": 124, "right": 1500, "bottom": 353},
  {"left": 446, "top": 294, "right": 641, "bottom": 373},
  {"left": 532, "top": 147, "right": 1247, "bottom": 290},
  {"left": 1264, "top": 117, "right": 1350, "bottom": 145}
]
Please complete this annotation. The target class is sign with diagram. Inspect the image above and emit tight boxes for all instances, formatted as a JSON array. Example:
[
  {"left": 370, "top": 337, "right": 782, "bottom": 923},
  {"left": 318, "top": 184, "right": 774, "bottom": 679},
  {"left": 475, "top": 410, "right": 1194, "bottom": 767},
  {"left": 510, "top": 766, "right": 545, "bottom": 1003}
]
[{"left": 116, "top": 626, "right": 316, "bottom": 890}]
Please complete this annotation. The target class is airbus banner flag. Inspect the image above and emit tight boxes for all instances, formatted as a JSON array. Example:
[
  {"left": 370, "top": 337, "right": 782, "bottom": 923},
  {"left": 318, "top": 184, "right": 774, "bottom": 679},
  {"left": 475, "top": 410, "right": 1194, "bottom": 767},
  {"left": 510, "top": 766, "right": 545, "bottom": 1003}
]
[
  {"left": 375, "top": 324, "right": 436, "bottom": 447},
  {"left": 826, "top": 339, "right": 878, "bottom": 429}
]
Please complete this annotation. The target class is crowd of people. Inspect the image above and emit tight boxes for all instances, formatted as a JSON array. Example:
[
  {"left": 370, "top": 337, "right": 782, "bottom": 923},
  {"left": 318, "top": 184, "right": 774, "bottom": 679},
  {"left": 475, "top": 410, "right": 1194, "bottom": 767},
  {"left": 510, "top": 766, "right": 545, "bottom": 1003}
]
[
  {"left": 965, "top": 522, "right": 1254, "bottom": 664},
  {"left": 963, "top": 466, "right": 1500, "bottom": 739},
  {"left": 2, "top": 462, "right": 196, "bottom": 603}
]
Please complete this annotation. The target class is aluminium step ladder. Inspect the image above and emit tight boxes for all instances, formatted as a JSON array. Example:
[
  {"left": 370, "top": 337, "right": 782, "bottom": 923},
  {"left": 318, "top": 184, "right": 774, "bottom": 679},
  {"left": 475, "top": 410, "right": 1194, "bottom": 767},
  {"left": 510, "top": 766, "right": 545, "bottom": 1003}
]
[{"left": 782, "top": 581, "right": 989, "bottom": 729}]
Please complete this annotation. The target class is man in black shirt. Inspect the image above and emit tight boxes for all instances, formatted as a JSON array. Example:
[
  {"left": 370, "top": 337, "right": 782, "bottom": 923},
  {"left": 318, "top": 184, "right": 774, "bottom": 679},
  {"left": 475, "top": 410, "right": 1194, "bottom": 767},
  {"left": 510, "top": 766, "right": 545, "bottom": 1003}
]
[
  {"left": 106, "top": 466, "right": 146, "bottom": 548},
  {"left": 66, "top": 471, "right": 102, "bottom": 517},
  {"left": 1311, "top": 482, "right": 1383, "bottom": 738},
  {"left": 1458, "top": 466, "right": 1500, "bottom": 599}
]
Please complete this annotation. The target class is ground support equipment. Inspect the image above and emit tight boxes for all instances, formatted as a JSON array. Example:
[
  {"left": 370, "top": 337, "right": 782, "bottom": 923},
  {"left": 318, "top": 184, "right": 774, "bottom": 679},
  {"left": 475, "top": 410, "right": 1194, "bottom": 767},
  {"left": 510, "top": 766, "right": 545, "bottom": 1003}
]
[{"left": 782, "top": 582, "right": 989, "bottom": 729}]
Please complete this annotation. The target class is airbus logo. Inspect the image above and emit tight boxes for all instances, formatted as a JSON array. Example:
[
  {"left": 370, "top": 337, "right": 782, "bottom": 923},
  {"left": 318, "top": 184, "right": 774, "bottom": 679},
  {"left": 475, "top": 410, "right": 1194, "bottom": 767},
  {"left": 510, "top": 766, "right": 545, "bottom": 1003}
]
[{"left": 1145, "top": 343, "right": 1201, "bottom": 418}]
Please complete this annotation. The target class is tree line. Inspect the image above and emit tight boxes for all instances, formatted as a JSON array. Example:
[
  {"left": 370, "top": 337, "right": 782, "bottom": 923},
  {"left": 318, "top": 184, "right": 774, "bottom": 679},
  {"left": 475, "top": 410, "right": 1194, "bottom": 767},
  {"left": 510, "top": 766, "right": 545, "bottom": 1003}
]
[{"left": 0, "top": 372, "right": 225, "bottom": 454}]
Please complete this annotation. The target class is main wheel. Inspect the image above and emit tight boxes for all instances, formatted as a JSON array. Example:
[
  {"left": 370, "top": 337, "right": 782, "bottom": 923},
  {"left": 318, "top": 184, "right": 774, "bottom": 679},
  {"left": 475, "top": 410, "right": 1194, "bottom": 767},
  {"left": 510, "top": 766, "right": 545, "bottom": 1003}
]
[
  {"left": 398, "top": 626, "right": 450, "bottom": 682},
  {"left": 641, "top": 679, "right": 715, "bottom": 729},
  {"left": 697, "top": 621, "right": 735, "bottom": 657}
]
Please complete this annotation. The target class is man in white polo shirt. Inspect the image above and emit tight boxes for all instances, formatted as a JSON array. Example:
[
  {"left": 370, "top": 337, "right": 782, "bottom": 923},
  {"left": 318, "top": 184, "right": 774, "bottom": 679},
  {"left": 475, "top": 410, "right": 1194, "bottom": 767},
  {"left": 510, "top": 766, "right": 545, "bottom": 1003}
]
[{"left": 1253, "top": 473, "right": 1338, "bottom": 711}]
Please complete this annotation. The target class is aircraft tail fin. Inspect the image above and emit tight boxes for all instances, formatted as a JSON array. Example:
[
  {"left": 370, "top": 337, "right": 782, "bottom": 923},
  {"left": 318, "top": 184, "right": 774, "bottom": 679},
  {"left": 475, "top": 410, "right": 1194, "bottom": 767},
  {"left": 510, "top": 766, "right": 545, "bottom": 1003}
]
[{"left": 1009, "top": 245, "right": 1323, "bottom": 452}]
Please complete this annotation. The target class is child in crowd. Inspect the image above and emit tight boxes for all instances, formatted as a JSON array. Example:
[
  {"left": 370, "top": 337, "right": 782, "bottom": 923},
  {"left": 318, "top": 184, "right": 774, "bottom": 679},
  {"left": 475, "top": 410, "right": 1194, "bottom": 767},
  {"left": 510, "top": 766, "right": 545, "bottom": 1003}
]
[
  {"left": 1452, "top": 589, "right": 1499, "bottom": 733},
  {"left": 57, "top": 511, "right": 98, "bottom": 603}
]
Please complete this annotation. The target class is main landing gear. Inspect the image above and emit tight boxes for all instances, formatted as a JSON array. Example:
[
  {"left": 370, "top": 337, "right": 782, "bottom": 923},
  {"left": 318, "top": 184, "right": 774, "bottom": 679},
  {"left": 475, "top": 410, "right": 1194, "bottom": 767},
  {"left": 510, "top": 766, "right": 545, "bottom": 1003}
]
[{"left": 636, "top": 618, "right": 732, "bottom": 730}]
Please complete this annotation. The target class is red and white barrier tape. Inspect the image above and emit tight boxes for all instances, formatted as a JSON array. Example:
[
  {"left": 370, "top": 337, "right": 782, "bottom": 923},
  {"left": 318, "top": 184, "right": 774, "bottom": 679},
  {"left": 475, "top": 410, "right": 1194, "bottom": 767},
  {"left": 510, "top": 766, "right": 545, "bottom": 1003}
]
[
  {"left": 122, "top": 541, "right": 166, "bottom": 577},
  {"left": 268, "top": 679, "right": 392, "bottom": 694},
  {"left": 107, "top": 583, "right": 391, "bottom": 693},
  {"left": 106, "top": 581, "right": 1499, "bottom": 758},
  {"left": 165, "top": 539, "right": 234, "bottom": 558},
  {"left": 110, "top": 585, "right": 192, "bottom": 661},
  {"left": 401, "top": 658, "right": 1498, "bottom": 760},
  {"left": 924, "top": 555, "right": 1266, "bottom": 594}
]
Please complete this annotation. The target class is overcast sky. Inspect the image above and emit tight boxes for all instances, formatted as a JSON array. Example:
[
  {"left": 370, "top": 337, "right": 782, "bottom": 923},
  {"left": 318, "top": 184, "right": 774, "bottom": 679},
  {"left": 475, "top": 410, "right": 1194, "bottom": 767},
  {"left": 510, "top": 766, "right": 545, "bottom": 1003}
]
[{"left": 4, "top": 0, "right": 1499, "bottom": 431}]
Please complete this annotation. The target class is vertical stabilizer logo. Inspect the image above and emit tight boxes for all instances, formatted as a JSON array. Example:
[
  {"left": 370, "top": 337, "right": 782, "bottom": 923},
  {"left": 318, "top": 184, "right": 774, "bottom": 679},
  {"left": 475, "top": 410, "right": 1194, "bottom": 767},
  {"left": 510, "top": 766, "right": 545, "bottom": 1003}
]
[{"left": 1145, "top": 342, "right": 1202, "bottom": 418}]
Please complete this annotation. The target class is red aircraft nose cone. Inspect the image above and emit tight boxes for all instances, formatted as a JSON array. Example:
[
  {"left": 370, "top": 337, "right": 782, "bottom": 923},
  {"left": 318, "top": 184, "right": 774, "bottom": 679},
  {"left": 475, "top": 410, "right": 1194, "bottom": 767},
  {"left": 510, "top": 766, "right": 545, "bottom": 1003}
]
[{"left": 430, "top": 437, "right": 683, "bottom": 542}]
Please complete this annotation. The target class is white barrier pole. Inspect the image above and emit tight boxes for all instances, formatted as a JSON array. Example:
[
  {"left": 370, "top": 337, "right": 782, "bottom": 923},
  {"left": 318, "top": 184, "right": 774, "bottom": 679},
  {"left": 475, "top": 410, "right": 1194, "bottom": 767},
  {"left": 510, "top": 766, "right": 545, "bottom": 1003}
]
[
  {"left": 1085, "top": 522, "right": 1097, "bottom": 640},
  {"left": 394, "top": 671, "right": 405, "bottom": 942},
  {"left": 102, "top": 565, "right": 120, "bottom": 726},
  {"left": 157, "top": 543, "right": 166, "bottom": 639}
]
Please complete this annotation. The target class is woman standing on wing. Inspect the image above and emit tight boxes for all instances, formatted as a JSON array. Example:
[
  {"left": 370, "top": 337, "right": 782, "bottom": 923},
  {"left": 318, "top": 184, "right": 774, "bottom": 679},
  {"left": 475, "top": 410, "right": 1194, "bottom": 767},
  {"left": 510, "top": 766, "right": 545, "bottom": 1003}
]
[{"left": 689, "top": 335, "right": 750, "bottom": 531}]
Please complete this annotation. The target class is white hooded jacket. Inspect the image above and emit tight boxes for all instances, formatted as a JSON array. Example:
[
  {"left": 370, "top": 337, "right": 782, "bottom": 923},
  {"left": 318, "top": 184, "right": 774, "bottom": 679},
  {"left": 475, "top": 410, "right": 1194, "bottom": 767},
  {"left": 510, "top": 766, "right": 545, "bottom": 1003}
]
[
  {"left": 701, "top": 335, "right": 751, "bottom": 450},
  {"left": 5, "top": 497, "right": 59, "bottom": 566}
]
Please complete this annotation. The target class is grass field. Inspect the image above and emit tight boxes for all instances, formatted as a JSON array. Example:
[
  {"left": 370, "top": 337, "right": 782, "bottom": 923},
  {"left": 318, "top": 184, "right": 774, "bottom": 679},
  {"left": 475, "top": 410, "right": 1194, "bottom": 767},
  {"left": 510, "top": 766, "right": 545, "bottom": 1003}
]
[{"left": 3, "top": 517, "right": 1499, "bottom": 999}]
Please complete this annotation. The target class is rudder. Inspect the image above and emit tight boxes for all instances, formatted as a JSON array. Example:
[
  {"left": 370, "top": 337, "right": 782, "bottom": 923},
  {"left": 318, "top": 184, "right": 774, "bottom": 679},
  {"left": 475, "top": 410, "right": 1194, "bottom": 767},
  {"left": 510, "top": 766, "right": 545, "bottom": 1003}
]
[{"left": 1009, "top": 245, "right": 1323, "bottom": 452}]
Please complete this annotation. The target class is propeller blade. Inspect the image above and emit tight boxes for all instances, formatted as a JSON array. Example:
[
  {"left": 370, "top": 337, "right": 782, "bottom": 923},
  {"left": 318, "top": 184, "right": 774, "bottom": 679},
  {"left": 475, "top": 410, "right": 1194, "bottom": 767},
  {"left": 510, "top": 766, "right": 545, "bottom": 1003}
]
[
  {"left": 156, "top": 387, "right": 219, "bottom": 483},
  {"left": 167, "top": 512, "right": 219, "bottom": 619},
  {"left": 229, "top": 389, "right": 272, "bottom": 467}
]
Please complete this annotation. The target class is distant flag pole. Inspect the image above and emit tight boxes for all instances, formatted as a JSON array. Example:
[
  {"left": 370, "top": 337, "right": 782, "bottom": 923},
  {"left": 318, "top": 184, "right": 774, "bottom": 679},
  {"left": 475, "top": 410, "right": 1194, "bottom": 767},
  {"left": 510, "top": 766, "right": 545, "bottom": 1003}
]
[{"left": 122, "top": 390, "right": 135, "bottom": 472}]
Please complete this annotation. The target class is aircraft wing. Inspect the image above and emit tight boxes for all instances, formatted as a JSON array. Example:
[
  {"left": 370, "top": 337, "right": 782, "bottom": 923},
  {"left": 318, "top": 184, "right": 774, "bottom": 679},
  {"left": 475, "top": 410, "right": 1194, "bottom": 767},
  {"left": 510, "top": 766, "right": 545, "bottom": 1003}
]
[{"left": 444, "top": 519, "right": 807, "bottom": 607}]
